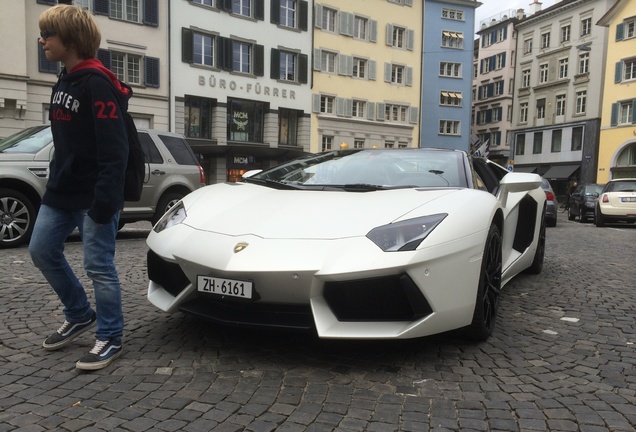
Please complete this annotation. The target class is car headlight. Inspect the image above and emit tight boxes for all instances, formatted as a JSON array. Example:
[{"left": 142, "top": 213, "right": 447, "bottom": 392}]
[
  {"left": 366, "top": 214, "right": 447, "bottom": 252},
  {"left": 153, "top": 201, "right": 186, "bottom": 233}
]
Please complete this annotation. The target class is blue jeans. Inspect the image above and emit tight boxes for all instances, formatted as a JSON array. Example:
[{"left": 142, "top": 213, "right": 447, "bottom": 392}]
[{"left": 29, "top": 205, "right": 123, "bottom": 341}]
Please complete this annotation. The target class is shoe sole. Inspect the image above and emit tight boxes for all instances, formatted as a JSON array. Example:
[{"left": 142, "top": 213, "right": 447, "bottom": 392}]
[
  {"left": 42, "top": 320, "right": 97, "bottom": 351},
  {"left": 76, "top": 350, "right": 122, "bottom": 371}
]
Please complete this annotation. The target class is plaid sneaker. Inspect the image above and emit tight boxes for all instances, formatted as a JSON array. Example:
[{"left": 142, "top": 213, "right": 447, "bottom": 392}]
[
  {"left": 76, "top": 339, "right": 122, "bottom": 371},
  {"left": 42, "top": 311, "right": 96, "bottom": 351}
]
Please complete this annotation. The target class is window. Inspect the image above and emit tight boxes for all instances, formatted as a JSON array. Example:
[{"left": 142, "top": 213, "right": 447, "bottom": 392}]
[
  {"left": 279, "top": 0, "right": 296, "bottom": 28},
  {"left": 354, "top": 16, "right": 368, "bottom": 39},
  {"left": 232, "top": 41, "right": 251, "bottom": 73},
  {"left": 561, "top": 24, "right": 571, "bottom": 42},
  {"left": 442, "top": 8, "right": 464, "bottom": 21},
  {"left": 524, "top": 38, "right": 533, "bottom": 54},
  {"left": 110, "top": 0, "right": 140, "bottom": 23},
  {"left": 278, "top": 50, "right": 296, "bottom": 81},
  {"left": 442, "top": 31, "right": 463, "bottom": 49},
  {"left": 579, "top": 53, "right": 589, "bottom": 74},
  {"left": 440, "top": 91, "right": 462, "bottom": 107},
  {"left": 352, "top": 100, "right": 366, "bottom": 118},
  {"left": 624, "top": 59, "right": 636, "bottom": 81},
  {"left": 391, "top": 64, "right": 404, "bottom": 84},
  {"left": 321, "top": 7, "right": 336, "bottom": 32},
  {"left": 193, "top": 32, "right": 214, "bottom": 67},
  {"left": 353, "top": 58, "right": 367, "bottom": 78},
  {"left": 520, "top": 102, "right": 528, "bottom": 123},
  {"left": 354, "top": 139, "right": 365, "bottom": 149},
  {"left": 626, "top": 20, "right": 636, "bottom": 39},
  {"left": 440, "top": 62, "right": 461, "bottom": 78},
  {"left": 320, "top": 95, "right": 334, "bottom": 114},
  {"left": 279, "top": 108, "right": 299, "bottom": 146},
  {"left": 74, "top": 0, "right": 92, "bottom": 10},
  {"left": 571, "top": 126, "right": 583, "bottom": 151},
  {"left": 539, "top": 63, "right": 549, "bottom": 83},
  {"left": 321, "top": 135, "right": 333, "bottom": 151},
  {"left": 551, "top": 129, "right": 562, "bottom": 152},
  {"left": 112, "top": 51, "right": 141, "bottom": 84},
  {"left": 193, "top": 0, "right": 213, "bottom": 6},
  {"left": 556, "top": 94, "right": 566, "bottom": 116},
  {"left": 439, "top": 120, "right": 460, "bottom": 135},
  {"left": 232, "top": 0, "right": 251, "bottom": 17},
  {"left": 581, "top": 18, "right": 592, "bottom": 36},
  {"left": 515, "top": 134, "right": 525, "bottom": 155},
  {"left": 559, "top": 58, "right": 568, "bottom": 79},
  {"left": 537, "top": 98, "right": 546, "bottom": 119},
  {"left": 38, "top": 43, "right": 60, "bottom": 74},
  {"left": 385, "top": 104, "right": 408, "bottom": 122},
  {"left": 392, "top": 26, "right": 406, "bottom": 48},
  {"left": 619, "top": 101, "right": 633, "bottom": 124},
  {"left": 533, "top": 132, "right": 543, "bottom": 154},
  {"left": 385, "top": 141, "right": 395, "bottom": 148},
  {"left": 320, "top": 50, "right": 337, "bottom": 73},
  {"left": 541, "top": 31, "right": 550, "bottom": 49},
  {"left": 184, "top": 96, "right": 214, "bottom": 139},
  {"left": 497, "top": 53, "right": 506, "bottom": 69},
  {"left": 522, "top": 69, "right": 531, "bottom": 88},
  {"left": 227, "top": 98, "right": 264, "bottom": 143},
  {"left": 494, "top": 81, "right": 504, "bottom": 96},
  {"left": 576, "top": 90, "right": 587, "bottom": 114}
]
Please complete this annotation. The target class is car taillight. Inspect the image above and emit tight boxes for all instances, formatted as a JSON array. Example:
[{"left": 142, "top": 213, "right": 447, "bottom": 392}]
[
  {"left": 545, "top": 191, "right": 555, "bottom": 201},
  {"left": 602, "top": 194, "right": 609, "bottom": 203},
  {"left": 197, "top": 165, "right": 206, "bottom": 185}
]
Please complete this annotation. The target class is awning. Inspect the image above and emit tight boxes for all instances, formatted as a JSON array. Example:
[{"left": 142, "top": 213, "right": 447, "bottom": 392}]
[
  {"left": 542, "top": 164, "right": 580, "bottom": 180},
  {"left": 513, "top": 166, "right": 537, "bottom": 173}
]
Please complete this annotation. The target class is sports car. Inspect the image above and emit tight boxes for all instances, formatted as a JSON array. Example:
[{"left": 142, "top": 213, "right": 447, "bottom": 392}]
[{"left": 147, "top": 148, "right": 546, "bottom": 341}]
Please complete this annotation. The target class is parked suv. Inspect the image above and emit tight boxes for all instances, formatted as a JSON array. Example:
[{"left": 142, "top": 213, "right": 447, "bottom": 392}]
[{"left": 0, "top": 125, "right": 205, "bottom": 248}]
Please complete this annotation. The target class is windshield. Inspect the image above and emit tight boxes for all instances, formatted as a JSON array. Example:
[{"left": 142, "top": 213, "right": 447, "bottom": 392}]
[
  {"left": 247, "top": 149, "right": 468, "bottom": 189},
  {"left": 607, "top": 180, "right": 636, "bottom": 192},
  {"left": 0, "top": 126, "right": 52, "bottom": 154}
]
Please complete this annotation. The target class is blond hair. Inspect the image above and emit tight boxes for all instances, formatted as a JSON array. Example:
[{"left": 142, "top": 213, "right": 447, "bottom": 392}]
[{"left": 39, "top": 5, "right": 101, "bottom": 60}]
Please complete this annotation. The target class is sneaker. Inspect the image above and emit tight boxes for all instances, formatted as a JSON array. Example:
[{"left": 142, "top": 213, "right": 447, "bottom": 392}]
[
  {"left": 42, "top": 311, "right": 96, "bottom": 351},
  {"left": 76, "top": 339, "right": 122, "bottom": 371}
]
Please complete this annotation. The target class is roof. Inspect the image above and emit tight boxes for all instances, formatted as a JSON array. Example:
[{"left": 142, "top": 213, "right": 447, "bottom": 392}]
[{"left": 597, "top": 0, "right": 629, "bottom": 26}]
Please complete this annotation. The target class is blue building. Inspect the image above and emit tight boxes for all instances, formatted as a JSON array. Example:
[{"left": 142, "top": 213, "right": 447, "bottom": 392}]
[{"left": 421, "top": 0, "right": 480, "bottom": 150}]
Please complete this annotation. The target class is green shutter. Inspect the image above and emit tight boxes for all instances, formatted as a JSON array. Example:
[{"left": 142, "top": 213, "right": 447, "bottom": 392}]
[
  {"left": 615, "top": 62, "right": 623, "bottom": 83},
  {"left": 610, "top": 103, "right": 619, "bottom": 126}
]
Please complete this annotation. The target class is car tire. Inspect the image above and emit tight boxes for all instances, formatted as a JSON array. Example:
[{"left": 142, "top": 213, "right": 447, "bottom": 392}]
[
  {"left": 464, "top": 224, "right": 502, "bottom": 341},
  {"left": 525, "top": 206, "right": 546, "bottom": 275},
  {"left": 580, "top": 211, "right": 588, "bottom": 223},
  {"left": 546, "top": 215, "right": 556, "bottom": 227},
  {"left": 0, "top": 188, "right": 37, "bottom": 249},
  {"left": 152, "top": 191, "right": 185, "bottom": 225},
  {"left": 594, "top": 206, "right": 605, "bottom": 227}
]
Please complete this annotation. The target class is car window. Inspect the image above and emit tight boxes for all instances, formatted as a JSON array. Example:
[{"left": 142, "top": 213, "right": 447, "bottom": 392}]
[
  {"left": 138, "top": 132, "right": 163, "bottom": 164},
  {"left": 159, "top": 135, "right": 199, "bottom": 165},
  {"left": 608, "top": 180, "right": 636, "bottom": 192},
  {"left": 0, "top": 127, "right": 52, "bottom": 153}
]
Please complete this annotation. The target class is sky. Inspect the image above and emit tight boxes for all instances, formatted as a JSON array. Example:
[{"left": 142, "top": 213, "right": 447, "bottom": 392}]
[{"left": 475, "top": 0, "right": 558, "bottom": 31}]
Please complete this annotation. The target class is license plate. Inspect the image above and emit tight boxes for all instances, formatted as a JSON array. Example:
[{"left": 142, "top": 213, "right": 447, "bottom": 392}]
[
  {"left": 621, "top": 197, "right": 636, "bottom": 202},
  {"left": 197, "top": 275, "right": 253, "bottom": 299}
]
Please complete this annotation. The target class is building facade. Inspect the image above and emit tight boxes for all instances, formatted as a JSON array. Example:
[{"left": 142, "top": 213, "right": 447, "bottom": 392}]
[
  {"left": 421, "top": 0, "right": 480, "bottom": 151},
  {"left": 170, "top": 0, "right": 312, "bottom": 184},
  {"left": 510, "top": 0, "right": 613, "bottom": 199},
  {"left": 311, "top": 0, "right": 422, "bottom": 153},
  {"left": 0, "top": 0, "right": 169, "bottom": 138},
  {"left": 596, "top": 0, "right": 636, "bottom": 182},
  {"left": 472, "top": 9, "right": 522, "bottom": 166}
]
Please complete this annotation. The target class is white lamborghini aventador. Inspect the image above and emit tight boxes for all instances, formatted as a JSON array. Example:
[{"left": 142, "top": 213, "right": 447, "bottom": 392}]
[{"left": 146, "top": 148, "right": 546, "bottom": 341}]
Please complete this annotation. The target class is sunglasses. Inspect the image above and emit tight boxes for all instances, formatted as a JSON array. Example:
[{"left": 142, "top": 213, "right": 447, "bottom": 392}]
[{"left": 40, "top": 29, "right": 56, "bottom": 40}]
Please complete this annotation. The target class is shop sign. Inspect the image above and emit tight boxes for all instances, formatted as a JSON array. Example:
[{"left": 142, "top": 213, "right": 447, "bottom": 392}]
[{"left": 199, "top": 75, "right": 296, "bottom": 100}]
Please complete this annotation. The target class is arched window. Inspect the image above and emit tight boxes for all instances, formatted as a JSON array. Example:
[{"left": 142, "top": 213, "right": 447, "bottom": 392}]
[{"left": 613, "top": 142, "right": 636, "bottom": 179}]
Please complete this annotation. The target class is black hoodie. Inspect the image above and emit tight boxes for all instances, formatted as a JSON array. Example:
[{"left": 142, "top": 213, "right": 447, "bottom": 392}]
[{"left": 44, "top": 58, "right": 132, "bottom": 224}]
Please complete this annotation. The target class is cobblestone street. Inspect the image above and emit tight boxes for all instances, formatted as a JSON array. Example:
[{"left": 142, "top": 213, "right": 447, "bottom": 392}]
[{"left": 1, "top": 214, "right": 635, "bottom": 431}]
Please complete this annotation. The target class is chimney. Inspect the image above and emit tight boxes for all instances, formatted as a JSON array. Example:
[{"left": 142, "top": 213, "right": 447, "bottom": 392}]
[
  {"left": 529, "top": 0, "right": 542, "bottom": 15},
  {"left": 516, "top": 8, "right": 526, "bottom": 20}
]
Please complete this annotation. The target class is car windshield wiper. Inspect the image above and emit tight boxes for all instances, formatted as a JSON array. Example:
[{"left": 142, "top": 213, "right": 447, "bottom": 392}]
[
  {"left": 337, "top": 184, "right": 414, "bottom": 192},
  {"left": 242, "top": 177, "right": 300, "bottom": 190}
]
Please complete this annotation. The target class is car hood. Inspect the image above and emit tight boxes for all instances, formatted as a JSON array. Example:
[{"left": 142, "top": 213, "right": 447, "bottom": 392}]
[{"left": 181, "top": 183, "right": 463, "bottom": 239}]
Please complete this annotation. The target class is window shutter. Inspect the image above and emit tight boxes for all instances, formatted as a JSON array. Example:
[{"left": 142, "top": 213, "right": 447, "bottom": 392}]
[
  {"left": 503, "top": 26, "right": 508, "bottom": 40},
  {"left": 254, "top": 0, "right": 264, "bottom": 20},
  {"left": 254, "top": 44, "right": 264, "bottom": 76},
  {"left": 271, "top": 49, "right": 280, "bottom": 79},
  {"left": 384, "top": 62, "right": 391, "bottom": 82},
  {"left": 97, "top": 48, "right": 112, "bottom": 70},
  {"left": 299, "top": 54, "right": 308, "bottom": 84},
  {"left": 405, "top": 0, "right": 413, "bottom": 6},
  {"left": 367, "top": 102, "right": 376, "bottom": 120},
  {"left": 369, "top": 20, "right": 377, "bottom": 42},
  {"left": 182, "top": 28, "right": 193, "bottom": 63},
  {"left": 312, "top": 94, "right": 321, "bottom": 113},
  {"left": 386, "top": 24, "right": 394, "bottom": 46},
  {"left": 270, "top": 1, "right": 280, "bottom": 24},
  {"left": 94, "top": 0, "right": 109, "bottom": 16},
  {"left": 502, "top": 52, "right": 506, "bottom": 66},
  {"left": 314, "top": 4, "right": 322, "bottom": 28},
  {"left": 143, "top": 0, "right": 159, "bottom": 27},
  {"left": 338, "top": 55, "right": 350, "bottom": 76},
  {"left": 616, "top": 23, "right": 624, "bottom": 41},
  {"left": 144, "top": 56, "right": 160, "bottom": 87},
  {"left": 406, "top": 29, "right": 414, "bottom": 51},
  {"left": 336, "top": 97, "right": 345, "bottom": 116},
  {"left": 219, "top": 0, "right": 232, "bottom": 12},
  {"left": 405, "top": 67, "right": 413, "bottom": 86},
  {"left": 339, "top": 12, "right": 353, "bottom": 36},
  {"left": 615, "top": 61, "right": 623, "bottom": 83},
  {"left": 376, "top": 103, "right": 385, "bottom": 121},
  {"left": 38, "top": 42, "right": 60, "bottom": 74},
  {"left": 299, "top": 1, "right": 308, "bottom": 31},
  {"left": 368, "top": 60, "right": 376, "bottom": 80},
  {"left": 610, "top": 103, "right": 618, "bottom": 126},
  {"left": 37, "top": 0, "right": 56, "bottom": 5},
  {"left": 217, "top": 37, "right": 232, "bottom": 71},
  {"left": 313, "top": 48, "right": 321, "bottom": 71},
  {"left": 489, "top": 56, "right": 496, "bottom": 71},
  {"left": 409, "top": 106, "right": 419, "bottom": 124},
  {"left": 632, "top": 100, "right": 636, "bottom": 124}
]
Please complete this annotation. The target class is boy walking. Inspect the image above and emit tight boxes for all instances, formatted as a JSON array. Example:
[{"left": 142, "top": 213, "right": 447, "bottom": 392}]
[{"left": 30, "top": 5, "right": 131, "bottom": 370}]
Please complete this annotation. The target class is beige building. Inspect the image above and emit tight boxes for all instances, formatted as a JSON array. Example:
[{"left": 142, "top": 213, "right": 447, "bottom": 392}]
[
  {"left": 0, "top": 1, "right": 170, "bottom": 139},
  {"left": 596, "top": 0, "right": 636, "bottom": 182},
  {"left": 311, "top": 0, "right": 422, "bottom": 153}
]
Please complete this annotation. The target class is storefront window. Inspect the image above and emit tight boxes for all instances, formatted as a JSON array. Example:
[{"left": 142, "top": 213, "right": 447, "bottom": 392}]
[
  {"left": 279, "top": 108, "right": 299, "bottom": 146},
  {"left": 227, "top": 98, "right": 264, "bottom": 143},
  {"left": 185, "top": 96, "right": 214, "bottom": 139}
]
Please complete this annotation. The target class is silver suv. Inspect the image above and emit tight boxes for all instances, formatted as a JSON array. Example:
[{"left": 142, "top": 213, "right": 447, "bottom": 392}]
[{"left": 0, "top": 125, "right": 205, "bottom": 248}]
